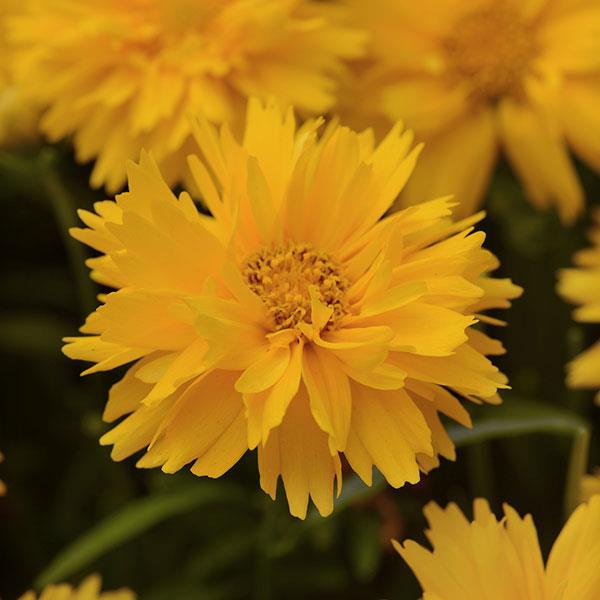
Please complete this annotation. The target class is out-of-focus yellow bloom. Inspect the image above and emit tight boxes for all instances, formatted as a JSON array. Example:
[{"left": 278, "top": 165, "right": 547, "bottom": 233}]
[
  {"left": 63, "top": 99, "right": 520, "bottom": 519},
  {"left": 395, "top": 496, "right": 600, "bottom": 599},
  {"left": 558, "top": 209, "right": 600, "bottom": 403},
  {"left": 19, "top": 574, "right": 135, "bottom": 600},
  {"left": 342, "top": 0, "right": 600, "bottom": 223},
  {"left": 11, "top": 0, "right": 364, "bottom": 192},
  {"left": 0, "top": 0, "right": 39, "bottom": 146}
]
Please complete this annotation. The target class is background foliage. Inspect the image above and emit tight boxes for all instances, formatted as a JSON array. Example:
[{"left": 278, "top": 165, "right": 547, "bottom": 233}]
[{"left": 1, "top": 144, "right": 599, "bottom": 599}]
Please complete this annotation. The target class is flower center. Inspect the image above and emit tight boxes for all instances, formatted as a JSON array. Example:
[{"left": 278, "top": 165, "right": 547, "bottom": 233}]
[
  {"left": 243, "top": 242, "right": 349, "bottom": 331},
  {"left": 442, "top": 3, "right": 537, "bottom": 103}
]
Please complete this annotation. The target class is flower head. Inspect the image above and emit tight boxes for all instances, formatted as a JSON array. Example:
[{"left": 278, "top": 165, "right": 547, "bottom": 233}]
[
  {"left": 558, "top": 209, "right": 600, "bottom": 403},
  {"left": 342, "top": 0, "right": 600, "bottom": 222},
  {"left": 11, "top": 0, "right": 364, "bottom": 192},
  {"left": 63, "top": 99, "right": 520, "bottom": 518},
  {"left": 19, "top": 574, "right": 135, "bottom": 600},
  {"left": 394, "top": 496, "right": 600, "bottom": 600}
]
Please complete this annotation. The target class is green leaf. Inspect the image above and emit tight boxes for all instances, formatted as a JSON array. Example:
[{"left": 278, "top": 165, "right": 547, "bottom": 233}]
[{"left": 35, "top": 482, "right": 247, "bottom": 588}]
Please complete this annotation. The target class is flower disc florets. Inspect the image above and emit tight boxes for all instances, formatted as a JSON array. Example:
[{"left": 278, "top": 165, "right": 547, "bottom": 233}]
[
  {"left": 442, "top": 4, "right": 536, "bottom": 103},
  {"left": 243, "top": 242, "right": 349, "bottom": 331}
]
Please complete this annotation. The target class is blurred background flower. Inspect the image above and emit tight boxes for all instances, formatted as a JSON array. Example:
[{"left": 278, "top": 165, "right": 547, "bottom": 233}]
[
  {"left": 558, "top": 209, "right": 600, "bottom": 403},
  {"left": 0, "top": 0, "right": 40, "bottom": 147},
  {"left": 395, "top": 495, "right": 600, "bottom": 599},
  {"left": 10, "top": 0, "right": 364, "bottom": 192},
  {"left": 19, "top": 573, "right": 135, "bottom": 600},
  {"left": 340, "top": 0, "right": 600, "bottom": 222}
]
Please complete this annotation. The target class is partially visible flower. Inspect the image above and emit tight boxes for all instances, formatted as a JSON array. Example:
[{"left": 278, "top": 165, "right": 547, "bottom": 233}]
[
  {"left": 19, "top": 574, "right": 135, "bottom": 600},
  {"left": 0, "top": 451, "right": 5, "bottom": 496},
  {"left": 0, "top": 1, "right": 39, "bottom": 146},
  {"left": 63, "top": 99, "right": 520, "bottom": 519},
  {"left": 342, "top": 0, "right": 600, "bottom": 223},
  {"left": 394, "top": 496, "right": 600, "bottom": 599},
  {"left": 558, "top": 209, "right": 600, "bottom": 403},
  {"left": 581, "top": 468, "right": 600, "bottom": 504},
  {"left": 11, "top": 0, "right": 364, "bottom": 192}
]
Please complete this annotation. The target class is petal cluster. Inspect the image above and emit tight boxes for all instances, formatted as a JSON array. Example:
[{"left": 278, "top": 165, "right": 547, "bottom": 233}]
[
  {"left": 395, "top": 496, "right": 600, "bottom": 600},
  {"left": 19, "top": 574, "right": 135, "bottom": 600},
  {"left": 341, "top": 0, "right": 600, "bottom": 222},
  {"left": 64, "top": 99, "right": 521, "bottom": 518},
  {"left": 558, "top": 210, "right": 600, "bottom": 403},
  {"left": 11, "top": 0, "right": 364, "bottom": 191}
]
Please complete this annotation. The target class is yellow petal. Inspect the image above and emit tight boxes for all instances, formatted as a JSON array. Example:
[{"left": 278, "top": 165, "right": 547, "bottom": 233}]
[
  {"left": 567, "top": 340, "right": 600, "bottom": 389},
  {"left": 546, "top": 496, "right": 600, "bottom": 599},
  {"left": 100, "top": 393, "right": 178, "bottom": 462},
  {"left": 392, "top": 343, "right": 507, "bottom": 399},
  {"left": 235, "top": 345, "right": 291, "bottom": 394},
  {"left": 258, "top": 387, "right": 341, "bottom": 519},
  {"left": 539, "top": 8, "right": 600, "bottom": 72},
  {"left": 387, "top": 303, "right": 475, "bottom": 356},
  {"left": 104, "top": 358, "right": 155, "bottom": 422},
  {"left": 347, "top": 384, "right": 431, "bottom": 488},
  {"left": 499, "top": 98, "right": 583, "bottom": 224},
  {"left": 302, "top": 344, "right": 352, "bottom": 452},
  {"left": 380, "top": 78, "right": 468, "bottom": 135},
  {"left": 561, "top": 77, "right": 600, "bottom": 173},
  {"left": 398, "top": 109, "right": 498, "bottom": 220},
  {"left": 245, "top": 340, "right": 304, "bottom": 448},
  {"left": 149, "top": 370, "right": 247, "bottom": 476}
]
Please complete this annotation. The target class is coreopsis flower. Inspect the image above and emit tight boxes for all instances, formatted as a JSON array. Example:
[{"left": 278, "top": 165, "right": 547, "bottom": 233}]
[
  {"left": 11, "top": 0, "right": 364, "bottom": 192},
  {"left": 0, "top": 0, "right": 39, "bottom": 146},
  {"left": 63, "top": 99, "right": 521, "bottom": 519},
  {"left": 342, "top": 0, "right": 600, "bottom": 222},
  {"left": 394, "top": 496, "right": 600, "bottom": 599},
  {"left": 19, "top": 574, "right": 135, "bottom": 600},
  {"left": 558, "top": 209, "right": 600, "bottom": 403}
]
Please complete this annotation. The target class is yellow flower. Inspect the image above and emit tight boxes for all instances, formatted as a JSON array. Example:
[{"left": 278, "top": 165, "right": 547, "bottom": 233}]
[
  {"left": 11, "top": 0, "right": 364, "bottom": 192},
  {"left": 19, "top": 574, "right": 135, "bottom": 600},
  {"left": 394, "top": 496, "right": 600, "bottom": 599},
  {"left": 558, "top": 209, "right": 600, "bottom": 403},
  {"left": 63, "top": 99, "right": 521, "bottom": 519},
  {"left": 0, "top": 1, "right": 39, "bottom": 146},
  {"left": 342, "top": 0, "right": 600, "bottom": 222}
]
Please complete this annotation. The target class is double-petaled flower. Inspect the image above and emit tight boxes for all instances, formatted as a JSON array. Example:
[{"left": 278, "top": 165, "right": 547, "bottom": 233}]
[{"left": 64, "top": 99, "right": 520, "bottom": 518}]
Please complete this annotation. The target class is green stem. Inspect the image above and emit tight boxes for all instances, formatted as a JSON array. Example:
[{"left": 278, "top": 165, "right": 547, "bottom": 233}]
[
  {"left": 564, "top": 423, "right": 590, "bottom": 517},
  {"left": 38, "top": 149, "right": 97, "bottom": 315}
]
